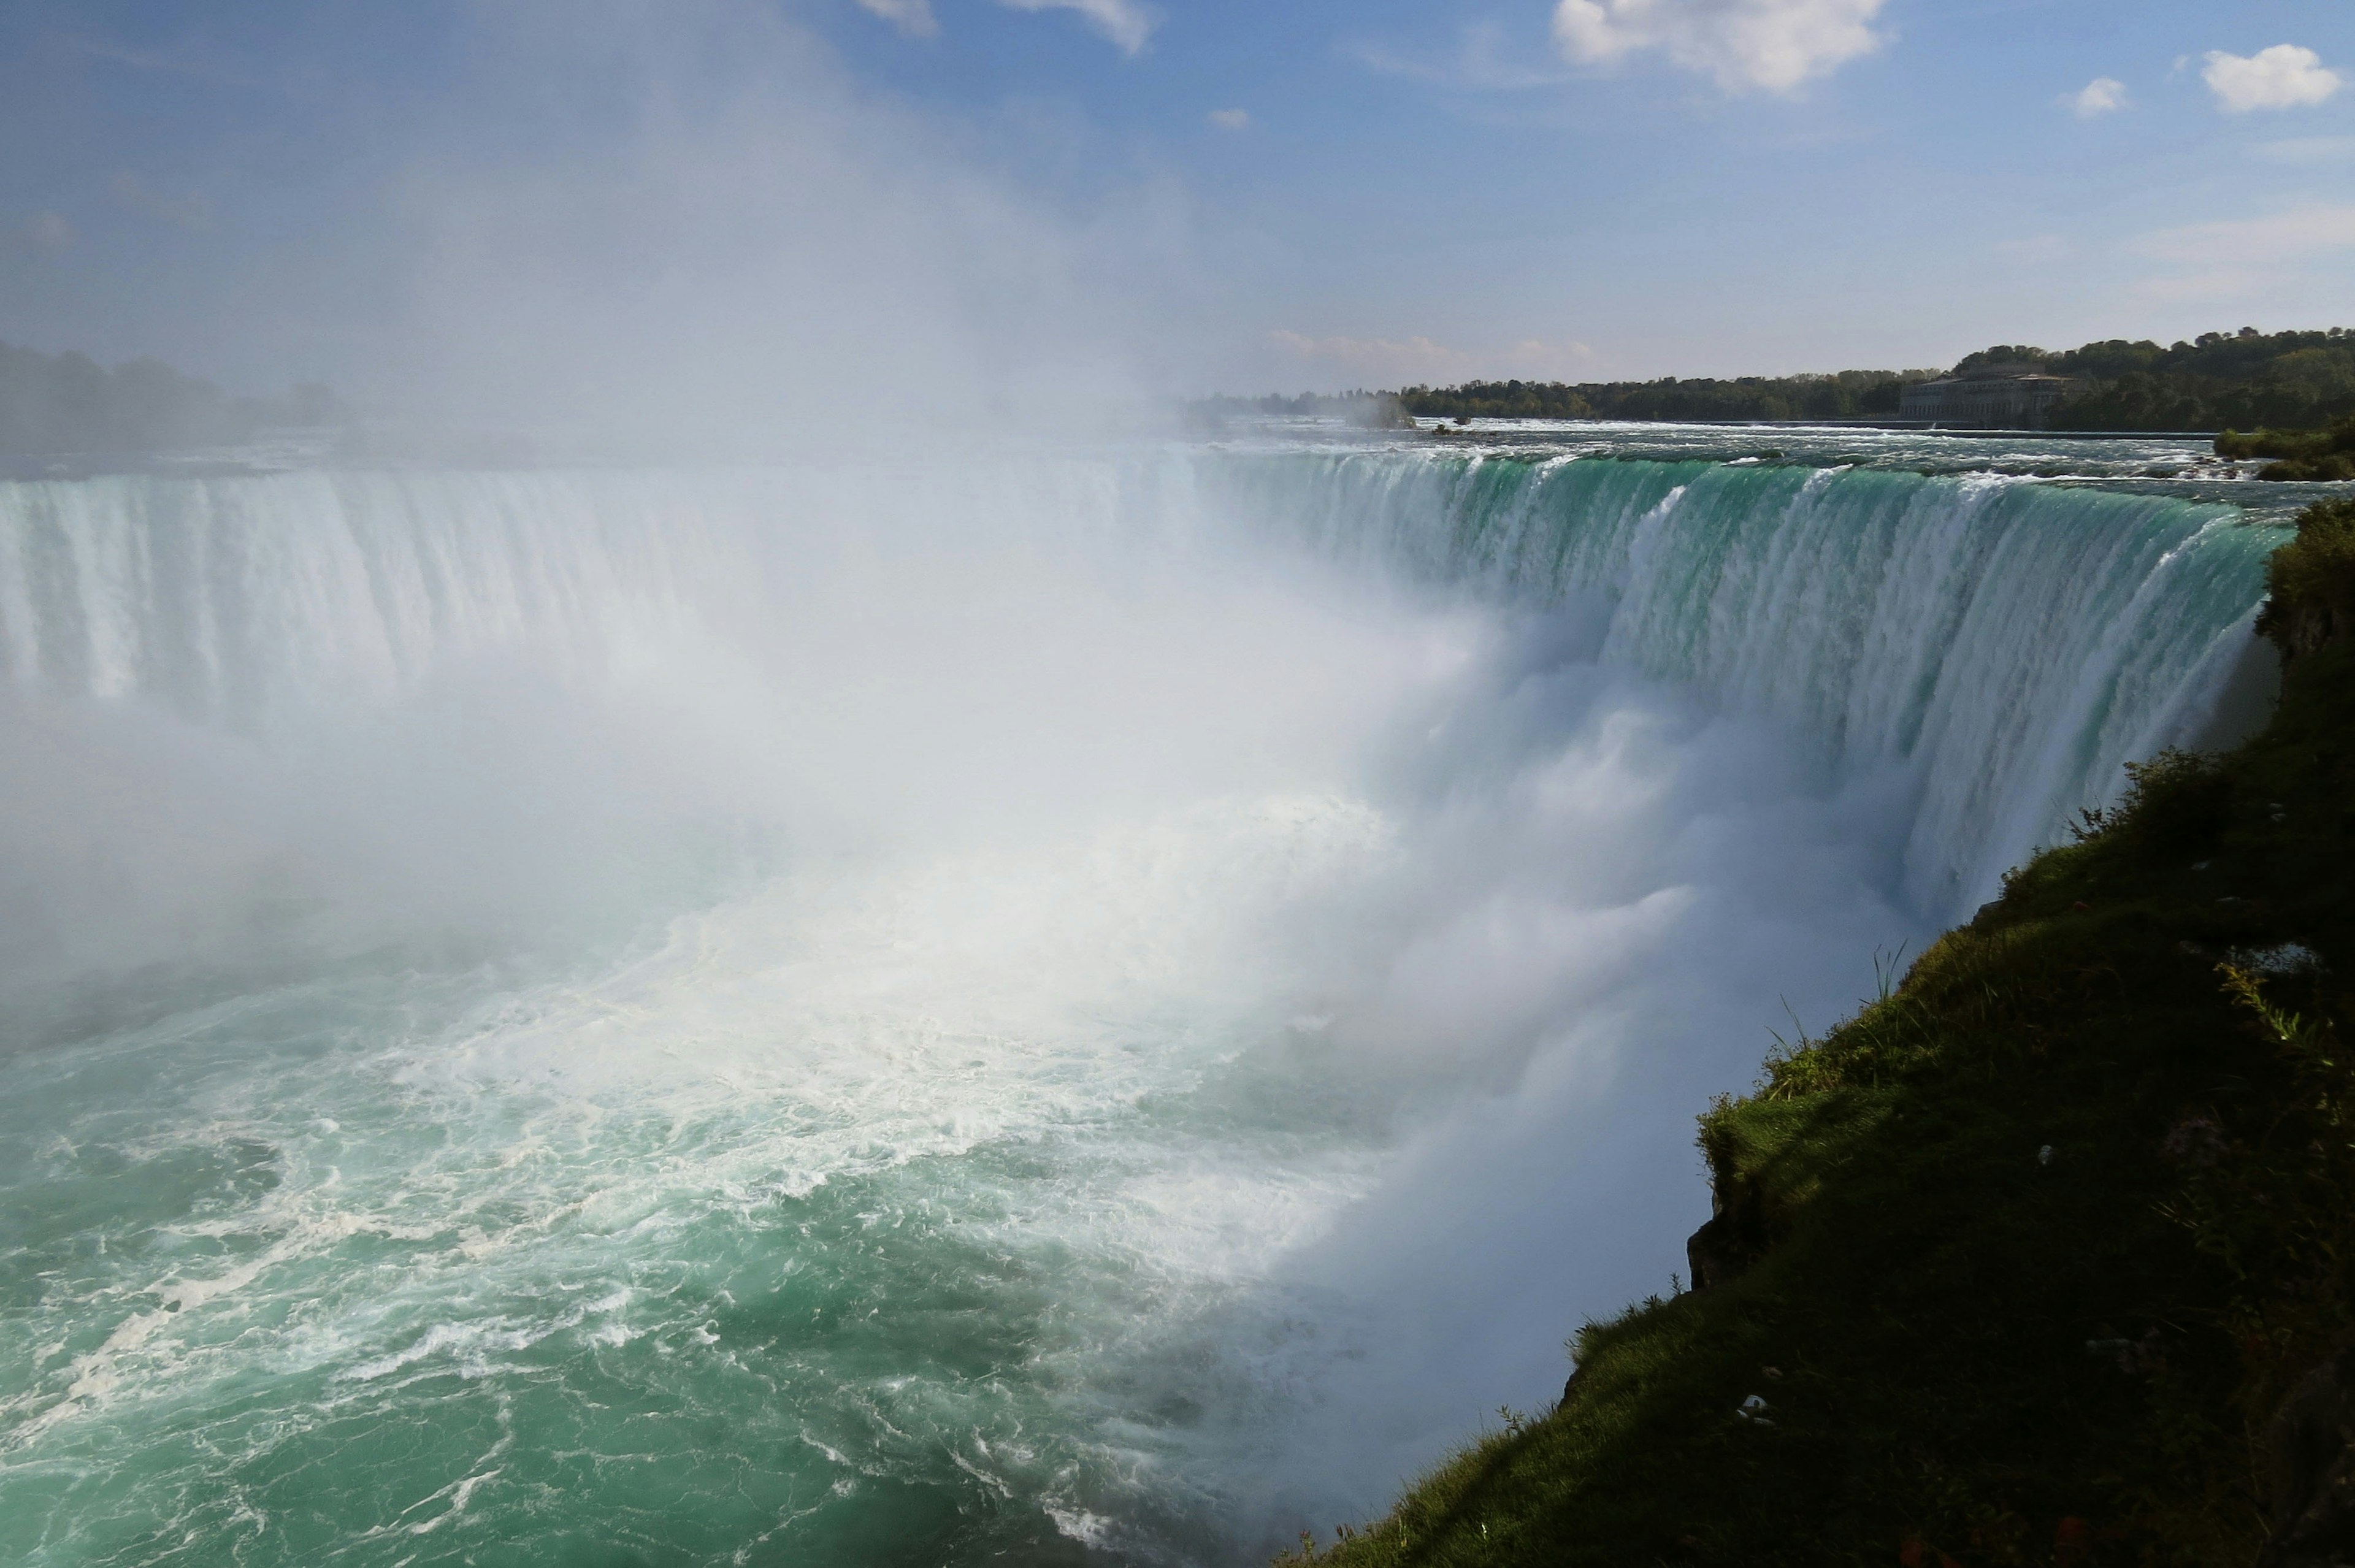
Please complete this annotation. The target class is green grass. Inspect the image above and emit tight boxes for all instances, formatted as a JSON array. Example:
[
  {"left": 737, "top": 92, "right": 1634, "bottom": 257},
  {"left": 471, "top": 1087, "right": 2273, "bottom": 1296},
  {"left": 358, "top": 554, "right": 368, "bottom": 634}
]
[{"left": 1305, "top": 499, "right": 2355, "bottom": 1567}]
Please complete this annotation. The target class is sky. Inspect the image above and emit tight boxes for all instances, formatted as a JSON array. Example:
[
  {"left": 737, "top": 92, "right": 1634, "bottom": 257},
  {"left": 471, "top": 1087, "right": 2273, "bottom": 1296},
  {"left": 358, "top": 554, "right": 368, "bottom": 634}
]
[{"left": 1, "top": 0, "right": 2352, "bottom": 407}]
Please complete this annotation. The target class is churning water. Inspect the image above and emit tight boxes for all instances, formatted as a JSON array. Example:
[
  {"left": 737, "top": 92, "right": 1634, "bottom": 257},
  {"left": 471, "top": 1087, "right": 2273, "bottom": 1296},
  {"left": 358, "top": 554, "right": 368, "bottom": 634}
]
[{"left": 0, "top": 432, "right": 2291, "bottom": 1565}]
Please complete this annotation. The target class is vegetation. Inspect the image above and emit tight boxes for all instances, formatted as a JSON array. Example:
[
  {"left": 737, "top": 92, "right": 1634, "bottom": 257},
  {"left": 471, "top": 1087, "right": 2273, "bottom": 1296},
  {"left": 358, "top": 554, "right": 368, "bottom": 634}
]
[
  {"left": 0, "top": 340, "right": 345, "bottom": 455},
  {"left": 1303, "top": 498, "right": 2355, "bottom": 1566},
  {"left": 2023, "top": 330, "right": 2355, "bottom": 434},
  {"left": 1376, "top": 327, "right": 2355, "bottom": 432},
  {"left": 2217, "top": 417, "right": 2355, "bottom": 483},
  {"left": 1394, "top": 369, "right": 1933, "bottom": 424}
]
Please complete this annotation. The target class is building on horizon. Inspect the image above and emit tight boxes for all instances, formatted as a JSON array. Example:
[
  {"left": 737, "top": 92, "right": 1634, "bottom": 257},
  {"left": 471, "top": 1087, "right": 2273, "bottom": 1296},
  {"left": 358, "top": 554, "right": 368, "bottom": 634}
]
[{"left": 1897, "top": 364, "right": 2074, "bottom": 429}]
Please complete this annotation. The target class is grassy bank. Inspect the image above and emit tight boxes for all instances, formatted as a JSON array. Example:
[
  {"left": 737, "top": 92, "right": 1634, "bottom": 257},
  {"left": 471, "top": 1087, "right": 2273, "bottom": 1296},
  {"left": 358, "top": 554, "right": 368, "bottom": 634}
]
[{"left": 1306, "top": 497, "right": 2355, "bottom": 1567}]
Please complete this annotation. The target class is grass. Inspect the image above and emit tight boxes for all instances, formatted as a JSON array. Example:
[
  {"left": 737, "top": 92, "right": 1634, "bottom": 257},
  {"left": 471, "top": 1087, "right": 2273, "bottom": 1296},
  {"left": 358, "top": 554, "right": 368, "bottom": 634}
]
[{"left": 1301, "top": 497, "right": 2355, "bottom": 1567}]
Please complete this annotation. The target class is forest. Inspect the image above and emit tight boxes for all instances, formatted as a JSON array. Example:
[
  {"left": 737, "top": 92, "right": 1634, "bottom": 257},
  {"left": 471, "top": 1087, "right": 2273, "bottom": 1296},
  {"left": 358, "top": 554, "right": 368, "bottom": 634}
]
[
  {"left": 0, "top": 340, "right": 344, "bottom": 456},
  {"left": 1385, "top": 327, "right": 2355, "bottom": 432}
]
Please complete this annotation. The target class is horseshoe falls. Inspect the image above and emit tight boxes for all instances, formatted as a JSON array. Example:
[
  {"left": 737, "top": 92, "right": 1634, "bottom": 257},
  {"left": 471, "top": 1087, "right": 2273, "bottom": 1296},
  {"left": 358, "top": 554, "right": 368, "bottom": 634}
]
[{"left": 0, "top": 442, "right": 2285, "bottom": 1567}]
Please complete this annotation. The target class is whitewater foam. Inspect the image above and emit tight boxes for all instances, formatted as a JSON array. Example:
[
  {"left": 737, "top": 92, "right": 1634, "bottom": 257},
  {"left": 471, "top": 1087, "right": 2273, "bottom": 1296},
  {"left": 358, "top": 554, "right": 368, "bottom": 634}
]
[{"left": 0, "top": 437, "right": 2288, "bottom": 1565}]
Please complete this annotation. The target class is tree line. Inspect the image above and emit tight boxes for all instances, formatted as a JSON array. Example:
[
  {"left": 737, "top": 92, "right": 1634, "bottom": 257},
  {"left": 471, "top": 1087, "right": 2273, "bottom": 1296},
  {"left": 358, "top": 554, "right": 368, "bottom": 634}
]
[
  {"left": 1396, "top": 366, "right": 1934, "bottom": 423},
  {"left": 1380, "top": 326, "right": 2355, "bottom": 432},
  {"left": 0, "top": 340, "right": 347, "bottom": 456}
]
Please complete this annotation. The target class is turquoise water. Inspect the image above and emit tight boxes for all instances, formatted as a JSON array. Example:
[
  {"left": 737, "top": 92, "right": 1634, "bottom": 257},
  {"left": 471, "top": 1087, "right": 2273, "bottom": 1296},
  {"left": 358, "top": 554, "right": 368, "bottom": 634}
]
[{"left": 0, "top": 440, "right": 2294, "bottom": 1564}]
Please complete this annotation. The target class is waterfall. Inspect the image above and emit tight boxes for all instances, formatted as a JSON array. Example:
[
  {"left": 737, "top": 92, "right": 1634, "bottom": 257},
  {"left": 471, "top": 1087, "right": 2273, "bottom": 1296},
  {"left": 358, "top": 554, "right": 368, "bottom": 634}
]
[
  {"left": 1198, "top": 451, "right": 2278, "bottom": 912},
  {"left": 0, "top": 448, "right": 2289, "bottom": 1567}
]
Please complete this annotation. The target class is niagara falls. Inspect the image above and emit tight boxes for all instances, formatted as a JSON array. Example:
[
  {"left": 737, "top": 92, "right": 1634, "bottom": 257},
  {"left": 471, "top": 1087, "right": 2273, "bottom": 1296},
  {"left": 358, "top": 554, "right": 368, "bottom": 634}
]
[{"left": 4, "top": 2, "right": 2354, "bottom": 1565}]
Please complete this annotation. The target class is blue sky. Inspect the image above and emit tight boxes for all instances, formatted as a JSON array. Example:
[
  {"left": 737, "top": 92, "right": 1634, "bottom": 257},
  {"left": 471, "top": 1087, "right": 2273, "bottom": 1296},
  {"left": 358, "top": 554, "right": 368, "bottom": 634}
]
[{"left": 2, "top": 1, "right": 2352, "bottom": 405}]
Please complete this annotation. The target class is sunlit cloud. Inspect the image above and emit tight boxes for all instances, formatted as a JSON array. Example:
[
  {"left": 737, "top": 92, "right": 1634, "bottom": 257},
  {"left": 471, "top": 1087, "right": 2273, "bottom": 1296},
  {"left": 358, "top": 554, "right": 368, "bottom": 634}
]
[
  {"left": 62, "top": 34, "right": 265, "bottom": 89},
  {"left": 854, "top": 0, "right": 939, "bottom": 39},
  {"left": 26, "top": 213, "right": 74, "bottom": 253},
  {"left": 2132, "top": 269, "right": 2269, "bottom": 305},
  {"left": 2202, "top": 45, "right": 2342, "bottom": 113},
  {"left": 2135, "top": 204, "right": 2355, "bottom": 266},
  {"left": 2130, "top": 202, "right": 2355, "bottom": 302},
  {"left": 1993, "top": 234, "right": 2072, "bottom": 264},
  {"left": 998, "top": 0, "right": 1158, "bottom": 55},
  {"left": 1551, "top": 0, "right": 1888, "bottom": 94},
  {"left": 2062, "top": 77, "right": 2127, "bottom": 118},
  {"left": 2253, "top": 136, "right": 2355, "bottom": 166},
  {"left": 110, "top": 173, "right": 212, "bottom": 232},
  {"left": 1350, "top": 21, "right": 1579, "bottom": 92}
]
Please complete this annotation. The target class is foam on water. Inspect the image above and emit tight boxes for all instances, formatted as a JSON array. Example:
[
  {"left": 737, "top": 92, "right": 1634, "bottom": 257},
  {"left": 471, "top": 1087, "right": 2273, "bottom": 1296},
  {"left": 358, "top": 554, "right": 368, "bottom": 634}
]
[{"left": 0, "top": 438, "right": 2291, "bottom": 1564}]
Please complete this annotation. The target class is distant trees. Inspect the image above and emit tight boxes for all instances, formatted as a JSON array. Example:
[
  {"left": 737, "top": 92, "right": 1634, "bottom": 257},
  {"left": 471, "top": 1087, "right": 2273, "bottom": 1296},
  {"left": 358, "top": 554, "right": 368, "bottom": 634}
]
[
  {"left": 0, "top": 341, "right": 347, "bottom": 455},
  {"left": 1330, "top": 327, "right": 2355, "bottom": 434},
  {"left": 1974, "top": 327, "right": 2355, "bottom": 432},
  {"left": 1393, "top": 369, "right": 1937, "bottom": 424}
]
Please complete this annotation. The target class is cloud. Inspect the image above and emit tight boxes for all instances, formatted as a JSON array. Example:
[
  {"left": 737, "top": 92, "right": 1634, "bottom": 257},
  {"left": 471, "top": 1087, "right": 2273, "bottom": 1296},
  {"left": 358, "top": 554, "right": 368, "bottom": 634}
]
[
  {"left": 1350, "top": 22, "right": 1580, "bottom": 93},
  {"left": 998, "top": 0, "right": 1158, "bottom": 55},
  {"left": 2129, "top": 202, "right": 2355, "bottom": 302},
  {"left": 1271, "top": 331, "right": 1595, "bottom": 386},
  {"left": 1993, "top": 234, "right": 2072, "bottom": 264},
  {"left": 854, "top": 0, "right": 938, "bottom": 39},
  {"left": 26, "top": 213, "right": 74, "bottom": 252},
  {"left": 1550, "top": 0, "right": 1888, "bottom": 94},
  {"left": 2135, "top": 204, "right": 2355, "bottom": 266},
  {"left": 1207, "top": 108, "right": 1250, "bottom": 131},
  {"left": 2062, "top": 77, "right": 2127, "bottom": 118},
  {"left": 110, "top": 172, "right": 212, "bottom": 231},
  {"left": 2253, "top": 136, "right": 2355, "bottom": 166},
  {"left": 63, "top": 34, "right": 266, "bottom": 89},
  {"left": 2132, "top": 269, "right": 2267, "bottom": 305},
  {"left": 2202, "top": 45, "right": 2342, "bottom": 113}
]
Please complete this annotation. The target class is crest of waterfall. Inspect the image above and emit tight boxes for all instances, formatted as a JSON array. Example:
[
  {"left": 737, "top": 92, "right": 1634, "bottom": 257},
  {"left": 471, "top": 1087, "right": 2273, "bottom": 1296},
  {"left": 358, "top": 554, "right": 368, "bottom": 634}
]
[{"left": 1196, "top": 450, "right": 2279, "bottom": 914}]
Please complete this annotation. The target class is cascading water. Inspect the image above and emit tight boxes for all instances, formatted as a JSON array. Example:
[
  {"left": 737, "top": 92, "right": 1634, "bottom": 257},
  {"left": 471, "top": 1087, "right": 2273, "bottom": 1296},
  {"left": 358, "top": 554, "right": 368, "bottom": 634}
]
[
  {"left": 1198, "top": 449, "right": 2279, "bottom": 914},
  {"left": 0, "top": 437, "right": 2289, "bottom": 1566}
]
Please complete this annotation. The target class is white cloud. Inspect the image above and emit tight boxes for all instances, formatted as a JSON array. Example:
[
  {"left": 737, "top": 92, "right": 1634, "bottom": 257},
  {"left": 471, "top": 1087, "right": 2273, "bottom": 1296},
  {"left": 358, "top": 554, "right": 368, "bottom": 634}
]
[
  {"left": 26, "top": 213, "right": 74, "bottom": 252},
  {"left": 1207, "top": 108, "right": 1250, "bottom": 131},
  {"left": 2254, "top": 136, "right": 2355, "bottom": 166},
  {"left": 1551, "top": 0, "right": 1888, "bottom": 94},
  {"left": 110, "top": 172, "right": 212, "bottom": 231},
  {"left": 2135, "top": 204, "right": 2355, "bottom": 266},
  {"left": 2130, "top": 202, "right": 2355, "bottom": 302},
  {"left": 1993, "top": 234, "right": 2072, "bottom": 264},
  {"left": 854, "top": 0, "right": 938, "bottom": 39},
  {"left": 2132, "top": 269, "right": 2268, "bottom": 305},
  {"left": 998, "top": 0, "right": 1158, "bottom": 55},
  {"left": 1271, "top": 330, "right": 1595, "bottom": 385},
  {"left": 1350, "top": 22, "right": 1579, "bottom": 93},
  {"left": 2202, "top": 45, "right": 2342, "bottom": 113},
  {"left": 2062, "top": 77, "right": 2127, "bottom": 118}
]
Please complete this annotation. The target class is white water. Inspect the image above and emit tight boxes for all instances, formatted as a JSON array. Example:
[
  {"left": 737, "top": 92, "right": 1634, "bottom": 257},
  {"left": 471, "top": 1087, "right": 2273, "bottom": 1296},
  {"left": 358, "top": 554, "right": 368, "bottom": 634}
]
[{"left": 0, "top": 443, "right": 2283, "bottom": 1566}]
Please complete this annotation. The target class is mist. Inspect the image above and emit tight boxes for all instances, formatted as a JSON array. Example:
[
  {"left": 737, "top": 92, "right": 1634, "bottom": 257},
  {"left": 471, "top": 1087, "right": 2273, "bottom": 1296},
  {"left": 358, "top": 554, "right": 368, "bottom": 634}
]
[
  {"left": 0, "top": 448, "right": 1943, "bottom": 1558},
  {"left": 0, "top": 7, "right": 2280, "bottom": 1565},
  {"left": 2, "top": 0, "right": 1210, "bottom": 455}
]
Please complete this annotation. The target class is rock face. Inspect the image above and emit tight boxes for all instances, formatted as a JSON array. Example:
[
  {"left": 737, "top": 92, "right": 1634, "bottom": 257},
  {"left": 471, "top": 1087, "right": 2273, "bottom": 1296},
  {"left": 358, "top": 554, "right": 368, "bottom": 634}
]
[
  {"left": 1685, "top": 1165, "right": 1769, "bottom": 1293},
  {"left": 2261, "top": 1350, "right": 2355, "bottom": 1567}
]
